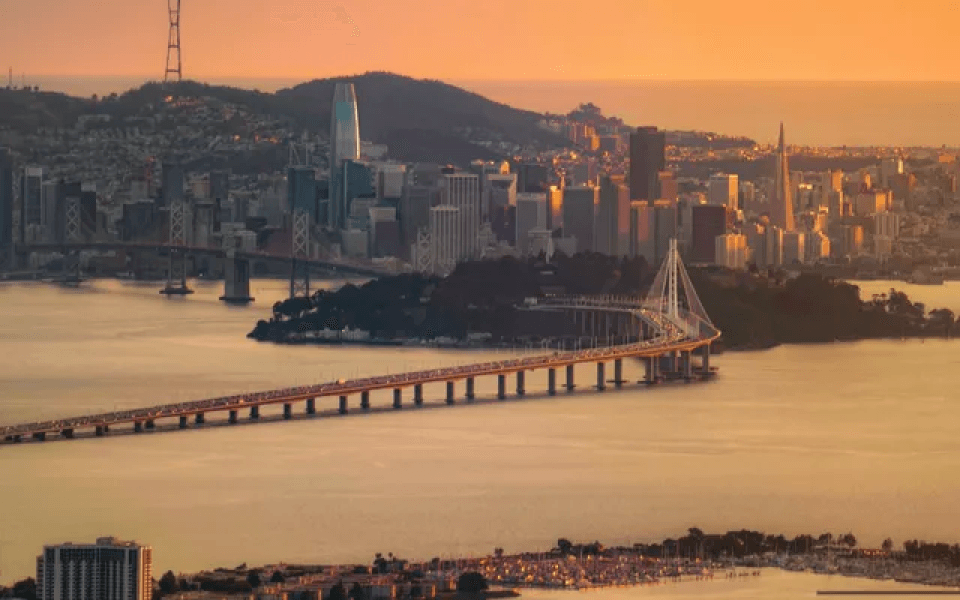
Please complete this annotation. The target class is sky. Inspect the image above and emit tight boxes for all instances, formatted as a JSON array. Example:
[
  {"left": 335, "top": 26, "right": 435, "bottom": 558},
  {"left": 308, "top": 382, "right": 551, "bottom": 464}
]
[{"left": 1, "top": 0, "right": 958, "bottom": 82}]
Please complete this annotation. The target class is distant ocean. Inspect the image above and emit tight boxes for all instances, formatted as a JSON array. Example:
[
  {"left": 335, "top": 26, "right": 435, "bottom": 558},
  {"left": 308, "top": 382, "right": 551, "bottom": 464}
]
[{"left": 19, "top": 75, "right": 960, "bottom": 148}]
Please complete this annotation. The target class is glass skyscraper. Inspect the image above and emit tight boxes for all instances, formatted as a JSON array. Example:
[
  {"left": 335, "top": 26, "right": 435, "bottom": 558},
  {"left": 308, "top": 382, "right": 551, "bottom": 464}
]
[{"left": 328, "top": 83, "right": 360, "bottom": 230}]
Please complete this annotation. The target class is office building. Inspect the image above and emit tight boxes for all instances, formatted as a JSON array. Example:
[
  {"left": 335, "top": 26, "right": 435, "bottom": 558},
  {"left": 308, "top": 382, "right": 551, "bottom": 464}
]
[
  {"left": 429, "top": 205, "right": 460, "bottom": 275},
  {"left": 771, "top": 123, "right": 795, "bottom": 231},
  {"left": 160, "top": 161, "right": 184, "bottom": 208},
  {"left": 22, "top": 167, "right": 43, "bottom": 228},
  {"left": 546, "top": 185, "right": 562, "bottom": 232},
  {"left": 0, "top": 149, "right": 13, "bottom": 251},
  {"left": 515, "top": 193, "right": 546, "bottom": 255},
  {"left": 841, "top": 224, "right": 865, "bottom": 257},
  {"left": 690, "top": 204, "right": 727, "bottom": 264},
  {"left": 41, "top": 180, "right": 60, "bottom": 242},
  {"left": 562, "top": 185, "right": 598, "bottom": 253},
  {"left": 287, "top": 166, "right": 317, "bottom": 221},
  {"left": 439, "top": 173, "right": 481, "bottom": 261},
  {"left": 653, "top": 203, "right": 678, "bottom": 266},
  {"left": 331, "top": 160, "right": 377, "bottom": 230},
  {"left": 765, "top": 225, "right": 785, "bottom": 267},
  {"left": 80, "top": 184, "right": 97, "bottom": 237},
  {"left": 879, "top": 157, "right": 903, "bottom": 188},
  {"left": 629, "top": 126, "right": 666, "bottom": 201},
  {"left": 596, "top": 175, "right": 630, "bottom": 256},
  {"left": 629, "top": 202, "right": 655, "bottom": 262},
  {"left": 657, "top": 171, "right": 679, "bottom": 202},
  {"left": 714, "top": 233, "right": 748, "bottom": 269},
  {"left": 805, "top": 230, "right": 831, "bottom": 263},
  {"left": 783, "top": 231, "right": 806, "bottom": 265},
  {"left": 483, "top": 173, "right": 517, "bottom": 222},
  {"left": 329, "top": 83, "right": 361, "bottom": 229},
  {"left": 36, "top": 537, "right": 152, "bottom": 600},
  {"left": 708, "top": 173, "right": 739, "bottom": 210},
  {"left": 874, "top": 211, "right": 900, "bottom": 239},
  {"left": 855, "top": 190, "right": 891, "bottom": 216},
  {"left": 517, "top": 163, "right": 549, "bottom": 194}
]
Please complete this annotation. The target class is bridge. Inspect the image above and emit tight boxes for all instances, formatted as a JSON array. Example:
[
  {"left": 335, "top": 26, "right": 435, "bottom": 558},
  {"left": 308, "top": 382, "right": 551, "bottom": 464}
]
[{"left": 0, "top": 240, "right": 721, "bottom": 447}]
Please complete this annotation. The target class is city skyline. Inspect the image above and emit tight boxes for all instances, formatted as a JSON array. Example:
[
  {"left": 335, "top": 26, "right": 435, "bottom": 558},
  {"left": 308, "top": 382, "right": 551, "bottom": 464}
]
[{"left": 2, "top": 0, "right": 960, "bottom": 82}]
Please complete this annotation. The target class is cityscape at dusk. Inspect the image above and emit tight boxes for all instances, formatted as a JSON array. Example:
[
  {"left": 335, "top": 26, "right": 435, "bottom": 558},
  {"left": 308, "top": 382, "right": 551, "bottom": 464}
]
[{"left": 4, "top": 3, "right": 960, "bottom": 600}]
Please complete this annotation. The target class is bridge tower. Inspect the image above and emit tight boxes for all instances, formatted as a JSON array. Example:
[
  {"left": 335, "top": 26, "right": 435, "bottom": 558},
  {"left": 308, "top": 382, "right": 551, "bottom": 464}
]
[
  {"left": 642, "top": 238, "right": 714, "bottom": 339},
  {"left": 61, "top": 196, "right": 83, "bottom": 282},
  {"left": 288, "top": 141, "right": 312, "bottom": 300},
  {"left": 160, "top": 200, "right": 193, "bottom": 295}
]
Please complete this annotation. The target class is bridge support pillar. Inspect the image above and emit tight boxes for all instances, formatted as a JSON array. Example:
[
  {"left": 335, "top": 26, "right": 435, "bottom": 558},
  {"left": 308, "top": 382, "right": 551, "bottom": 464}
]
[
  {"left": 566, "top": 364, "right": 575, "bottom": 392},
  {"left": 702, "top": 345, "right": 711, "bottom": 375},
  {"left": 683, "top": 351, "right": 693, "bottom": 381},
  {"left": 195, "top": 413, "right": 205, "bottom": 425},
  {"left": 516, "top": 371, "right": 525, "bottom": 397},
  {"left": 339, "top": 396, "right": 348, "bottom": 415},
  {"left": 393, "top": 389, "right": 402, "bottom": 409},
  {"left": 95, "top": 426, "right": 105, "bottom": 437},
  {"left": 614, "top": 358, "right": 624, "bottom": 388},
  {"left": 179, "top": 416, "right": 188, "bottom": 429},
  {"left": 361, "top": 391, "right": 370, "bottom": 411},
  {"left": 283, "top": 403, "right": 293, "bottom": 420},
  {"left": 446, "top": 381, "right": 455, "bottom": 405},
  {"left": 145, "top": 420, "right": 155, "bottom": 430},
  {"left": 219, "top": 252, "right": 254, "bottom": 304},
  {"left": 229, "top": 410, "right": 238, "bottom": 424},
  {"left": 61, "top": 429, "right": 74, "bottom": 439},
  {"left": 33, "top": 432, "right": 46, "bottom": 441},
  {"left": 134, "top": 421, "right": 143, "bottom": 433},
  {"left": 415, "top": 383, "right": 424, "bottom": 406},
  {"left": 497, "top": 374, "right": 506, "bottom": 400},
  {"left": 465, "top": 378, "right": 475, "bottom": 401},
  {"left": 596, "top": 363, "right": 606, "bottom": 391},
  {"left": 250, "top": 406, "right": 260, "bottom": 420},
  {"left": 644, "top": 357, "right": 653, "bottom": 384},
  {"left": 548, "top": 368, "right": 557, "bottom": 396},
  {"left": 306, "top": 398, "right": 316, "bottom": 415}
]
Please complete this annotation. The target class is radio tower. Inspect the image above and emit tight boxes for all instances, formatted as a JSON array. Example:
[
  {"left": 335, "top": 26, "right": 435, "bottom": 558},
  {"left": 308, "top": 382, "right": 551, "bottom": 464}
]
[{"left": 164, "top": 0, "right": 182, "bottom": 84}]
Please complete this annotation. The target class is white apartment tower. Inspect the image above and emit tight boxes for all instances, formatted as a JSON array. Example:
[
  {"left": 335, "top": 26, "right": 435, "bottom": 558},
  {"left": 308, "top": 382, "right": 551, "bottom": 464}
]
[{"left": 37, "top": 538, "right": 152, "bottom": 600}]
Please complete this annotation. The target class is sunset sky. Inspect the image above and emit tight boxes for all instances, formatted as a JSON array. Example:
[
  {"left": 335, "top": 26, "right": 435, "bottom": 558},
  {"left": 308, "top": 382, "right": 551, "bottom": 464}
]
[{"left": 1, "top": 0, "right": 957, "bottom": 82}]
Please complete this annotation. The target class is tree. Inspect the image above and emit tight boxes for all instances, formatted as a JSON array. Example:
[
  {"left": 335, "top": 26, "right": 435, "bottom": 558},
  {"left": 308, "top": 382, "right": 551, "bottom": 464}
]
[
  {"left": 329, "top": 581, "right": 347, "bottom": 600},
  {"left": 557, "top": 538, "right": 573, "bottom": 555},
  {"left": 12, "top": 579, "right": 37, "bottom": 600},
  {"left": 348, "top": 582, "right": 365, "bottom": 600},
  {"left": 158, "top": 571, "right": 179, "bottom": 595},
  {"left": 270, "top": 571, "right": 285, "bottom": 584},
  {"left": 456, "top": 572, "right": 487, "bottom": 594},
  {"left": 246, "top": 572, "right": 261, "bottom": 588}
]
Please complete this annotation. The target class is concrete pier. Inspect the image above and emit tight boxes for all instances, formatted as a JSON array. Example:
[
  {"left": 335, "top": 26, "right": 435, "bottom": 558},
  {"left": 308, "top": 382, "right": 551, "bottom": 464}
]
[
  {"left": 33, "top": 432, "right": 45, "bottom": 441},
  {"left": 95, "top": 426, "right": 105, "bottom": 437},
  {"left": 644, "top": 357, "right": 653, "bottom": 384},
  {"left": 145, "top": 420, "right": 155, "bottom": 430},
  {"left": 548, "top": 368, "right": 557, "bottom": 396},
  {"left": 134, "top": 421, "right": 143, "bottom": 433},
  {"left": 229, "top": 410, "right": 238, "bottom": 424},
  {"left": 596, "top": 362, "right": 606, "bottom": 391},
  {"left": 466, "top": 377, "right": 475, "bottom": 401},
  {"left": 361, "top": 391, "right": 370, "bottom": 410},
  {"left": 703, "top": 345, "right": 711, "bottom": 373},
  {"left": 498, "top": 374, "right": 506, "bottom": 400},
  {"left": 414, "top": 383, "right": 424, "bottom": 406},
  {"left": 446, "top": 381, "right": 455, "bottom": 405},
  {"left": 614, "top": 358, "right": 624, "bottom": 387},
  {"left": 179, "top": 416, "right": 188, "bottom": 429},
  {"left": 339, "top": 395, "right": 348, "bottom": 415},
  {"left": 393, "top": 389, "right": 402, "bottom": 409},
  {"left": 219, "top": 251, "right": 254, "bottom": 304},
  {"left": 283, "top": 403, "right": 293, "bottom": 420},
  {"left": 195, "top": 413, "right": 205, "bottom": 425},
  {"left": 61, "top": 429, "right": 74, "bottom": 439},
  {"left": 683, "top": 351, "right": 693, "bottom": 380},
  {"left": 516, "top": 371, "right": 525, "bottom": 396},
  {"left": 250, "top": 405, "right": 260, "bottom": 420},
  {"left": 306, "top": 398, "right": 316, "bottom": 415},
  {"left": 566, "top": 364, "right": 575, "bottom": 392}
]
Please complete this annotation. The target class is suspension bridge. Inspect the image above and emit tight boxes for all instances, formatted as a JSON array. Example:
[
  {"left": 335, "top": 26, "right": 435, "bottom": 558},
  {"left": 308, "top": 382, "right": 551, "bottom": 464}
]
[{"left": 0, "top": 240, "right": 720, "bottom": 446}]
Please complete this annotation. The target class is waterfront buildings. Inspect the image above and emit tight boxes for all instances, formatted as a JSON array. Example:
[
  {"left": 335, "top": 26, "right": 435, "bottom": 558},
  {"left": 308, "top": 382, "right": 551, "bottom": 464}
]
[
  {"left": 36, "top": 537, "right": 152, "bottom": 600},
  {"left": 629, "top": 126, "right": 665, "bottom": 201},
  {"left": 770, "top": 123, "right": 795, "bottom": 232}
]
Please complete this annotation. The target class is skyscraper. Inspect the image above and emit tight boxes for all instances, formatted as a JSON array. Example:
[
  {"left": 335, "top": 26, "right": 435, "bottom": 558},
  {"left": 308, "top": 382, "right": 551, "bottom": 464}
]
[
  {"left": 562, "top": 185, "right": 598, "bottom": 254},
  {"left": 329, "top": 83, "right": 361, "bottom": 229},
  {"left": 771, "top": 123, "right": 795, "bottom": 231},
  {"left": 37, "top": 537, "right": 153, "bottom": 600},
  {"left": 629, "top": 126, "right": 666, "bottom": 201},
  {"left": 21, "top": 167, "right": 43, "bottom": 243},
  {"left": 596, "top": 175, "right": 630, "bottom": 256},
  {"left": 439, "top": 173, "right": 480, "bottom": 260},
  {"left": 0, "top": 149, "right": 13, "bottom": 252},
  {"left": 708, "top": 173, "right": 739, "bottom": 210}
]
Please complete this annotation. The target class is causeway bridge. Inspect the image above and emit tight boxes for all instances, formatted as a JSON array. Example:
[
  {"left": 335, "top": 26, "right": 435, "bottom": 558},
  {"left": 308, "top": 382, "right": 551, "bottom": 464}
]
[{"left": 0, "top": 241, "right": 721, "bottom": 447}]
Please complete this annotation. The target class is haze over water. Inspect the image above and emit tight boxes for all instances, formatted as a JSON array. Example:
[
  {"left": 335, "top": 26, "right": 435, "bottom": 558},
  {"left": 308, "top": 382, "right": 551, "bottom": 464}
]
[
  {"left": 2, "top": 280, "right": 960, "bottom": 581},
  {"left": 25, "top": 77, "right": 960, "bottom": 147}
]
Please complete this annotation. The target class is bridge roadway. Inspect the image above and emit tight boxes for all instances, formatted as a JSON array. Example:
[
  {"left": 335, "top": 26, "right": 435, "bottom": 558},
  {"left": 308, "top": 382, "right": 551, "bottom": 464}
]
[
  {"left": 16, "top": 242, "right": 393, "bottom": 278},
  {"left": 0, "top": 302, "right": 720, "bottom": 445}
]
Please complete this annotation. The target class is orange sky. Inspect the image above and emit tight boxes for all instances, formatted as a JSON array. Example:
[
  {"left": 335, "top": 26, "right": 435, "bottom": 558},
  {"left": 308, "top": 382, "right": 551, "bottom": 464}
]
[{"left": 1, "top": 0, "right": 958, "bottom": 81}]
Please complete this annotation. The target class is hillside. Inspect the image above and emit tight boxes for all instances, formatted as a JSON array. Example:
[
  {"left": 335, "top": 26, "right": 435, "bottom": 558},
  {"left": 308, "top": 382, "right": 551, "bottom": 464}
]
[{"left": 0, "top": 72, "right": 569, "bottom": 165}]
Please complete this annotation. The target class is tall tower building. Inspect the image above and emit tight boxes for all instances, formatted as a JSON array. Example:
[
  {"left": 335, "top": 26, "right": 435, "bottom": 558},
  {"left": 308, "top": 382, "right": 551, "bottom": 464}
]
[
  {"left": 708, "top": 173, "right": 739, "bottom": 210},
  {"left": 0, "top": 149, "right": 14, "bottom": 252},
  {"left": 562, "top": 185, "right": 598, "bottom": 254},
  {"left": 439, "top": 173, "right": 480, "bottom": 260},
  {"left": 329, "top": 83, "right": 361, "bottom": 229},
  {"left": 37, "top": 537, "right": 153, "bottom": 600},
  {"left": 771, "top": 123, "right": 795, "bottom": 231},
  {"left": 629, "top": 126, "right": 666, "bottom": 201}
]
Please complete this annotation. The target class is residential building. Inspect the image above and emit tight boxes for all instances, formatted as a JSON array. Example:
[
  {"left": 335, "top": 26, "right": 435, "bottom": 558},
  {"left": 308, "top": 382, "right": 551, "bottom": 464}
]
[{"left": 36, "top": 537, "right": 152, "bottom": 600}]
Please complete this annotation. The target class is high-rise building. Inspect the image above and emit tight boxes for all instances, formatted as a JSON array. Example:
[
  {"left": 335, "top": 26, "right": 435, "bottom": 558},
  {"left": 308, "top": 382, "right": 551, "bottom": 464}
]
[
  {"left": 287, "top": 167, "right": 317, "bottom": 222},
  {"left": 0, "top": 149, "right": 13, "bottom": 251},
  {"left": 36, "top": 537, "right": 152, "bottom": 600},
  {"left": 841, "top": 224, "right": 864, "bottom": 257},
  {"left": 783, "top": 231, "right": 806, "bottom": 265},
  {"left": 629, "top": 201, "right": 655, "bottom": 262},
  {"left": 629, "top": 126, "right": 665, "bottom": 201},
  {"left": 209, "top": 170, "right": 230, "bottom": 204},
  {"left": 329, "top": 83, "right": 361, "bottom": 229},
  {"left": 562, "top": 185, "right": 598, "bottom": 254},
  {"left": 160, "top": 161, "right": 184, "bottom": 209},
  {"left": 714, "top": 233, "right": 748, "bottom": 269},
  {"left": 874, "top": 211, "right": 900, "bottom": 239},
  {"left": 515, "top": 192, "right": 546, "bottom": 255},
  {"left": 765, "top": 225, "right": 785, "bottom": 267},
  {"left": 708, "top": 173, "right": 739, "bottom": 210},
  {"left": 546, "top": 185, "right": 563, "bottom": 232},
  {"left": 595, "top": 175, "right": 630, "bottom": 256},
  {"left": 805, "top": 230, "right": 831, "bottom": 263},
  {"left": 429, "top": 205, "right": 460, "bottom": 275},
  {"left": 690, "top": 204, "right": 727, "bottom": 264},
  {"left": 770, "top": 123, "right": 795, "bottom": 231},
  {"left": 879, "top": 157, "right": 903, "bottom": 188},
  {"left": 483, "top": 174, "right": 516, "bottom": 222},
  {"left": 516, "top": 163, "right": 549, "bottom": 194},
  {"left": 439, "top": 173, "right": 481, "bottom": 261},
  {"left": 657, "top": 171, "right": 679, "bottom": 202}
]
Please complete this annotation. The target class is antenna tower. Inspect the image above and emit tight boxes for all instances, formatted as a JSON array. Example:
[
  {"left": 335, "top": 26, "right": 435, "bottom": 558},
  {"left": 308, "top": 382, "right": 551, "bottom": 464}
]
[{"left": 164, "top": 0, "right": 182, "bottom": 84}]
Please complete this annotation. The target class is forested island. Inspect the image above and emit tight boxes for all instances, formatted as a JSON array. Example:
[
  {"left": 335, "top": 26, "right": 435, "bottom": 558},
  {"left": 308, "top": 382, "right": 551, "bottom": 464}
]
[{"left": 249, "top": 254, "right": 956, "bottom": 350}]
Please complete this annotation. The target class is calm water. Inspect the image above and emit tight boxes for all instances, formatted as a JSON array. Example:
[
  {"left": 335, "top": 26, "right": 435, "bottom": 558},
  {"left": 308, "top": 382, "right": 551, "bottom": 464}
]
[
  {"left": 2, "top": 279, "right": 960, "bottom": 583},
  {"left": 30, "top": 77, "right": 960, "bottom": 147}
]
